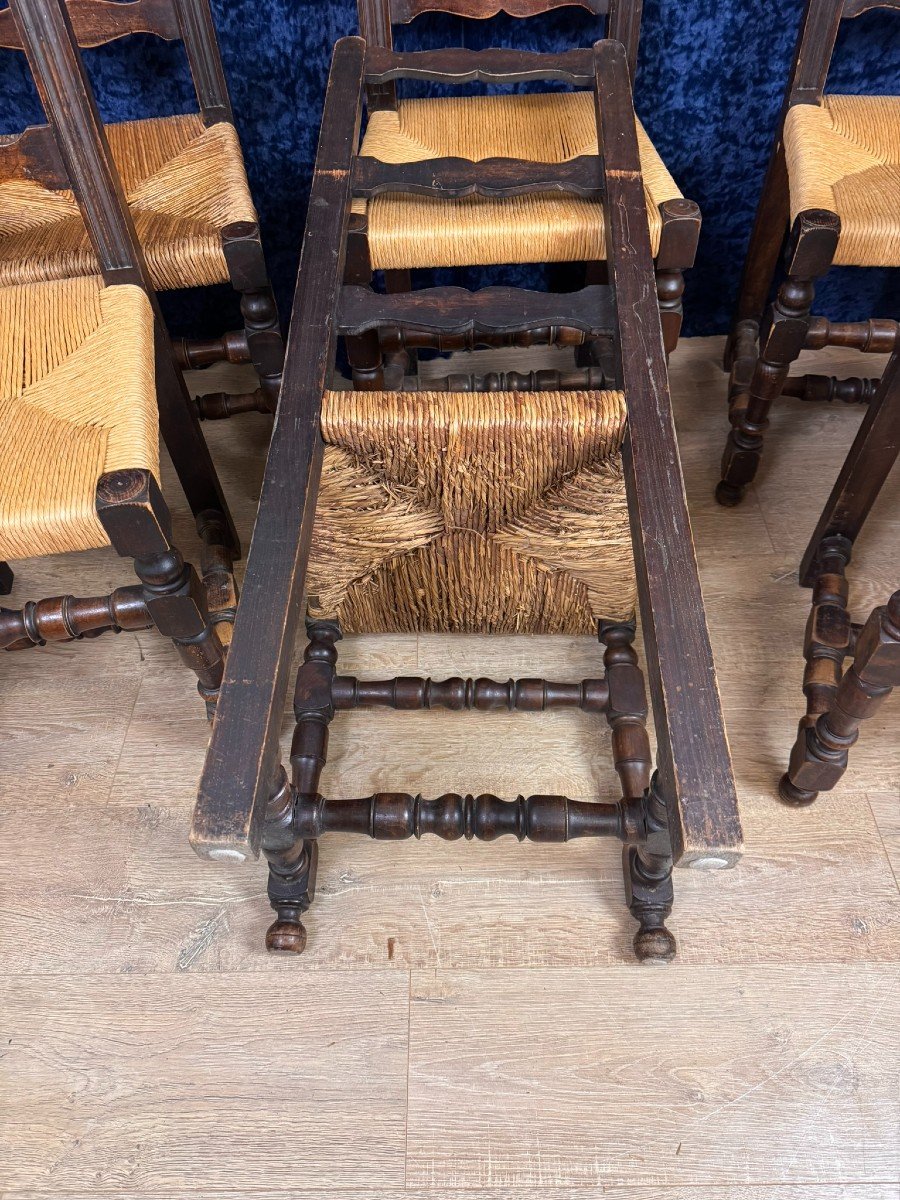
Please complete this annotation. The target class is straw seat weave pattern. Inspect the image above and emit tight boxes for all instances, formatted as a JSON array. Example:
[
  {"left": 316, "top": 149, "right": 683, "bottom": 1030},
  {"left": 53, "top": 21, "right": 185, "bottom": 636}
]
[
  {"left": 356, "top": 91, "right": 681, "bottom": 269},
  {"left": 784, "top": 95, "right": 900, "bottom": 267},
  {"left": 307, "top": 388, "right": 635, "bottom": 634},
  {"left": 0, "top": 276, "right": 158, "bottom": 561},
  {"left": 0, "top": 114, "right": 257, "bottom": 290}
]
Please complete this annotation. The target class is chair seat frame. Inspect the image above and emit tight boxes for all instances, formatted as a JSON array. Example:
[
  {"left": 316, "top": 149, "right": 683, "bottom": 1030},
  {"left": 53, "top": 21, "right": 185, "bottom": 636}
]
[{"left": 190, "top": 37, "right": 742, "bottom": 962}]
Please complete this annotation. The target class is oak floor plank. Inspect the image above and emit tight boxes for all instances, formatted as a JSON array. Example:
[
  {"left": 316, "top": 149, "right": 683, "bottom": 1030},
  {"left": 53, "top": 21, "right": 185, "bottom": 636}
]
[
  {"left": 405, "top": 965, "right": 900, "bottom": 1188},
  {"left": 0, "top": 973, "right": 409, "bottom": 1194},
  {"left": 7, "top": 1188, "right": 900, "bottom": 1200}
]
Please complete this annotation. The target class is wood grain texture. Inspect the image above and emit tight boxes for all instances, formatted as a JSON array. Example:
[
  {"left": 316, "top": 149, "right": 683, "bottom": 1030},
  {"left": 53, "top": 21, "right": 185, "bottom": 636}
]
[
  {"left": 406, "top": 966, "right": 900, "bottom": 1187},
  {"left": 0, "top": 973, "right": 409, "bottom": 1194},
  {"left": 7, "top": 1190, "right": 899, "bottom": 1200}
]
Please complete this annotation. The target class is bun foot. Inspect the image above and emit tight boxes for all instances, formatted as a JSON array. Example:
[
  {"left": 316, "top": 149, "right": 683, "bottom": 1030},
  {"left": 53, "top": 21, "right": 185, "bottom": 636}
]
[
  {"left": 715, "top": 480, "right": 744, "bottom": 507},
  {"left": 778, "top": 772, "right": 818, "bottom": 807},
  {"left": 265, "top": 919, "right": 308, "bottom": 954},
  {"left": 633, "top": 924, "right": 677, "bottom": 963}
]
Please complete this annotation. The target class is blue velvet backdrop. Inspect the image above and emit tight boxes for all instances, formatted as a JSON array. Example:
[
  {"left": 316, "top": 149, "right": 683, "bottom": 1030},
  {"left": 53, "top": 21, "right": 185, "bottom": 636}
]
[{"left": 1, "top": 1, "right": 898, "bottom": 337}]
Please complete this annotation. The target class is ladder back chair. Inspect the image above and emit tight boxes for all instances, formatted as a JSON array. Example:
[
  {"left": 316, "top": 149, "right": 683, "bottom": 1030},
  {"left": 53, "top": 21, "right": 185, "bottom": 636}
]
[
  {"left": 190, "top": 37, "right": 742, "bottom": 963},
  {"left": 780, "top": 344, "right": 899, "bottom": 804},
  {"left": 0, "top": 0, "right": 283, "bottom": 418},
  {"left": 0, "top": 0, "right": 237, "bottom": 711},
  {"left": 349, "top": 0, "right": 700, "bottom": 373},
  {"left": 718, "top": 0, "right": 900, "bottom": 505}
]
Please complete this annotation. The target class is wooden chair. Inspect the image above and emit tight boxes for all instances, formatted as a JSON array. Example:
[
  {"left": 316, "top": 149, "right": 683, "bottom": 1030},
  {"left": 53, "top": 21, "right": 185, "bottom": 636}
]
[
  {"left": 717, "top": 0, "right": 900, "bottom": 505},
  {"left": 0, "top": 0, "right": 237, "bottom": 712},
  {"left": 348, "top": 0, "right": 700, "bottom": 371},
  {"left": 0, "top": 0, "right": 283, "bottom": 417},
  {"left": 189, "top": 37, "right": 742, "bottom": 963},
  {"left": 780, "top": 345, "right": 899, "bottom": 804}
]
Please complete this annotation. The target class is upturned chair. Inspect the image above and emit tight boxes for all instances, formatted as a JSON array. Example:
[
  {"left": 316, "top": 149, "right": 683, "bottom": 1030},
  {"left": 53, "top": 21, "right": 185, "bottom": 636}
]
[
  {"left": 190, "top": 37, "right": 742, "bottom": 963},
  {"left": 780, "top": 345, "right": 899, "bottom": 804},
  {"left": 717, "top": 0, "right": 900, "bottom": 505},
  {"left": 0, "top": 0, "right": 283, "bottom": 417},
  {"left": 0, "top": 0, "right": 237, "bottom": 711},
  {"left": 348, "top": 0, "right": 700, "bottom": 372}
]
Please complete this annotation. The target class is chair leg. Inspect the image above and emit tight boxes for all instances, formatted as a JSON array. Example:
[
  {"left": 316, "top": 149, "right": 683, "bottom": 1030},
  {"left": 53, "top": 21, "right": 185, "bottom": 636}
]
[
  {"left": 0, "top": 562, "right": 13, "bottom": 595},
  {"left": 600, "top": 620, "right": 676, "bottom": 962},
  {"left": 780, "top": 590, "right": 900, "bottom": 804},
  {"left": 655, "top": 199, "right": 701, "bottom": 358},
  {"left": 717, "top": 209, "right": 840, "bottom": 506},
  {"left": 724, "top": 140, "right": 790, "bottom": 370},
  {"left": 262, "top": 618, "right": 339, "bottom": 952},
  {"left": 95, "top": 469, "right": 227, "bottom": 713},
  {"left": 222, "top": 221, "right": 285, "bottom": 412}
]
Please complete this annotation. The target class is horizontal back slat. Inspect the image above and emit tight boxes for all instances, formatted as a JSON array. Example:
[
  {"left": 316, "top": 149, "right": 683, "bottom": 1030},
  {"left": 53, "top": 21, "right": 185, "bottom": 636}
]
[
  {"left": 391, "top": 0, "right": 608, "bottom": 21},
  {"left": 0, "top": 0, "right": 180, "bottom": 49},
  {"left": 843, "top": 0, "right": 900, "bottom": 15}
]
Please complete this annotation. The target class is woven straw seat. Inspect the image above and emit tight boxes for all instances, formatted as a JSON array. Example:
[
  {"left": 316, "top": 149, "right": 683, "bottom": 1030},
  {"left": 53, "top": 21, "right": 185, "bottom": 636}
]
[
  {"left": 0, "top": 113, "right": 257, "bottom": 291},
  {"left": 307, "top": 387, "right": 635, "bottom": 634},
  {"left": 356, "top": 91, "right": 681, "bottom": 269},
  {"left": 784, "top": 95, "right": 900, "bottom": 267},
  {"left": 0, "top": 275, "right": 158, "bottom": 561}
]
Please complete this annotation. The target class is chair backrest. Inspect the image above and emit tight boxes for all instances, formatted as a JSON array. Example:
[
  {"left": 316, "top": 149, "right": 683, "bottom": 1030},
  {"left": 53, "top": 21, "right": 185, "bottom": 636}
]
[
  {"left": 0, "top": 0, "right": 232, "bottom": 125},
  {"left": 788, "top": 0, "right": 900, "bottom": 107},
  {"left": 358, "top": 0, "right": 644, "bottom": 81}
]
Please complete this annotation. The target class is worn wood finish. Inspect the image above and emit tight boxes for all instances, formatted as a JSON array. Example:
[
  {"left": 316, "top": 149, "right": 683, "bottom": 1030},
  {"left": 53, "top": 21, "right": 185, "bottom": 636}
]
[
  {"left": 0, "top": 0, "right": 180, "bottom": 48},
  {"left": 171, "top": 0, "right": 232, "bottom": 124},
  {"left": 365, "top": 45, "right": 596, "bottom": 85},
  {"left": 339, "top": 284, "right": 614, "bottom": 340},
  {"left": 331, "top": 673, "right": 610, "bottom": 712},
  {"left": 352, "top": 154, "right": 604, "bottom": 200},
  {"left": 782, "top": 589, "right": 900, "bottom": 804},
  {"left": 0, "top": 585, "right": 150, "bottom": 651},
  {"left": 594, "top": 40, "right": 741, "bottom": 865},
  {"left": 799, "top": 352, "right": 900, "bottom": 584},
  {"left": 191, "top": 38, "right": 367, "bottom": 861},
  {"left": 0, "top": 122, "right": 68, "bottom": 189}
]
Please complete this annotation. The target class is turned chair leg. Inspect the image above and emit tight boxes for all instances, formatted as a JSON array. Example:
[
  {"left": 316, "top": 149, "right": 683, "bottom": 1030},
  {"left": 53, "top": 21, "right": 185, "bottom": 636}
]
[
  {"left": 600, "top": 621, "right": 676, "bottom": 963},
  {"left": 262, "top": 619, "right": 340, "bottom": 952},
  {"left": 781, "top": 590, "right": 900, "bottom": 804},
  {"left": 717, "top": 209, "right": 840, "bottom": 506},
  {"left": 222, "top": 222, "right": 285, "bottom": 412},
  {"left": 655, "top": 199, "right": 701, "bottom": 359},
  {"left": 95, "top": 470, "right": 227, "bottom": 713}
]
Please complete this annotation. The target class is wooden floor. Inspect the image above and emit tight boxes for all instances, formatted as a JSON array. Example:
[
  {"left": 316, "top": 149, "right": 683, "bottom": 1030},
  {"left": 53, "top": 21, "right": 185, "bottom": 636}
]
[{"left": 1, "top": 337, "right": 898, "bottom": 1198}]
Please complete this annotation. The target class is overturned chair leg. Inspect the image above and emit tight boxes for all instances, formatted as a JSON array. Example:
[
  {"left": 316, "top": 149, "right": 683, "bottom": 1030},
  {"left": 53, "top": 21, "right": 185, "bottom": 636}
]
[
  {"left": 717, "top": 209, "right": 840, "bottom": 506},
  {"left": 781, "top": 590, "right": 900, "bottom": 804},
  {"left": 600, "top": 621, "right": 676, "bottom": 962},
  {"left": 95, "top": 469, "right": 226, "bottom": 712}
]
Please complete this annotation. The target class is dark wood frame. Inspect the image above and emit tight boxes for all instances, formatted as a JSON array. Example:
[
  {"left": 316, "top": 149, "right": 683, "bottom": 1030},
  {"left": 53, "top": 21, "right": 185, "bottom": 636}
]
[
  {"left": 717, "top": 0, "right": 900, "bottom": 504},
  {"left": 0, "top": 0, "right": 283, "bottom": 412},
  {"left": 779, "top": 346, "right": 900, "bottom": 803},
  {"left": 1, "top": 0, "right": 237, "bottom": 711},
  {"left": 190, "top": 37, "right": 741, "bottom": 962},
  {"left": 353, "top": 0, "right": 700, "bottom": 364}
]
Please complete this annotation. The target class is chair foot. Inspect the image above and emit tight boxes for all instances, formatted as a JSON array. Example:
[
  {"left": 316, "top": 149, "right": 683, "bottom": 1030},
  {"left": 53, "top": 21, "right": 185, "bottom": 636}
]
[
  {"left": 633, "top": 923, "right": 677, "bottom": 964},
  {"left": 778, "top": 772, "right": 818, "bottom": 807},
  {"left": 715, "top": 480, "right": 745, "bottom": 507},
  {"left": 623, "top": 845, "right": 676, "bottom": 964},
  {"left": 265, "top": 912, "right": 308, "bottom": 954}
]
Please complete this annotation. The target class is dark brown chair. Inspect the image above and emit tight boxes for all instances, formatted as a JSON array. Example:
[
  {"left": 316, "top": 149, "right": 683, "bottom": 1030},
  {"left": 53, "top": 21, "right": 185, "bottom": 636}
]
[
  {"left": 780, "top": 346, "right": 900, "bottom": 804},
  {"left": 189, "top": 37, "right": 742, "bottom": 963},
  {"left": 0, "top": 0, "right": 238, "bottom": 713},
  {"left": 348, "top": 0, "right": 700, "bottom": 368},
  {"left": 0, "top": 0, "right": 283, "bottom": 416},
  {"left": 717, "top": 0, "right": 900, "bottom": 505}
]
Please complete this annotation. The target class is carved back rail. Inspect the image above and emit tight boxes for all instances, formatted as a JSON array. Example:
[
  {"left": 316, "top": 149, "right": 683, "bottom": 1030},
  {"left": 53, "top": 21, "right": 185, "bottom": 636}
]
[
  {"left": 0, "top": 0, "right": 232, "bottom": 124},
  {"left": 359, "top": 0, "right": 645, "bottom": 99}
]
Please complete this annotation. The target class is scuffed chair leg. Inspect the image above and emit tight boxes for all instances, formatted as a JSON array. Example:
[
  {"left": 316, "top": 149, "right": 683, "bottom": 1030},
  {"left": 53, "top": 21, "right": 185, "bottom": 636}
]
[{"left": 624, "top": 777, "right": 676, "bottom": 963}]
